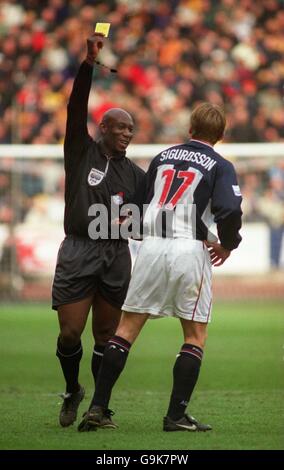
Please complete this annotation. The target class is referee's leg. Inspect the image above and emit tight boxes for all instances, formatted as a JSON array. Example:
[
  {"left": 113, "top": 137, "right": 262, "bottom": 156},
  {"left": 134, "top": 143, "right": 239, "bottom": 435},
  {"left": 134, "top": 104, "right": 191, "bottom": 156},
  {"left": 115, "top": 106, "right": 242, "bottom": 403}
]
[
  {"left": 58, "top": 296, "right": 93, "bottom": 348},
  {"left": 56, "top": 296, "right": 93, "bottom": 427}
]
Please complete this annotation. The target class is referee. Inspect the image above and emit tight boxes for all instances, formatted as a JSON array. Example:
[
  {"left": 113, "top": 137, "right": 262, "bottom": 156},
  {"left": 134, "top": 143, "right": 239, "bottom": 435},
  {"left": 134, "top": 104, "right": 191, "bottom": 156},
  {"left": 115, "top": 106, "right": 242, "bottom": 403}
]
[{"left": 52, "top": 33, "right": 145, "bottom": 428}]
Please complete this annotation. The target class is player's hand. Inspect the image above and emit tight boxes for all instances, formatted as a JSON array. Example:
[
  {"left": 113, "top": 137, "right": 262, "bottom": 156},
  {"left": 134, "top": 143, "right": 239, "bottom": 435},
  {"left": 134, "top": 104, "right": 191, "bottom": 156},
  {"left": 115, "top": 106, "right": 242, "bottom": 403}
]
[
  {"left": 86, "top": 33, "right": 104, "bottom": 64},
  {"left": 205, "top": 241, "right": 231, "bottom": 267}
]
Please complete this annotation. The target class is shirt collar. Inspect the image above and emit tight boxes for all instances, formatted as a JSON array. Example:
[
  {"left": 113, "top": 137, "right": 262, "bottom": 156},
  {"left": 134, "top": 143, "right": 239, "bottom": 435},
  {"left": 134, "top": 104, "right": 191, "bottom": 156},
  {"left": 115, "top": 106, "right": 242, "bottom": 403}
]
[
  {"left": 97, "top": 141, "right": 126, "bottom": 160},
  {"left": 190, "top": 139, "right": 214, "bottom": 149}
]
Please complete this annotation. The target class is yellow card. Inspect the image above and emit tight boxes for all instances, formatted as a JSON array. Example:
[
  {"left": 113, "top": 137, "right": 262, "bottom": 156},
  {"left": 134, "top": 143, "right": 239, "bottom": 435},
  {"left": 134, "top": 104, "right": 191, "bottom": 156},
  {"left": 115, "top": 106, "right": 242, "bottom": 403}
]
[{"left": 95, "top": 23, "right": 110, "bottom": 37}]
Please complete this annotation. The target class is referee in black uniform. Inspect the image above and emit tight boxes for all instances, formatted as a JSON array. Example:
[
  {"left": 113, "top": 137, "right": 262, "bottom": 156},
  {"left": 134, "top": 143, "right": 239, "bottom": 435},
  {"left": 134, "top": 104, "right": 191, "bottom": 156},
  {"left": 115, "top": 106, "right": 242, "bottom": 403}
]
[{"left": 52, "top": 33, "right": 145, "bottom": 428}]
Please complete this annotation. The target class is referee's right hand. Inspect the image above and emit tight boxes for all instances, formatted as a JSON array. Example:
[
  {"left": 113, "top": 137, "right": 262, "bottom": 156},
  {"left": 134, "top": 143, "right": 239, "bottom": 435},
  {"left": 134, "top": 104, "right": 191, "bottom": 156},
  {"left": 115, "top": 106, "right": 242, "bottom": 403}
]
[{"left": 86, "top": 33, "right": 105, "bottom": 64}]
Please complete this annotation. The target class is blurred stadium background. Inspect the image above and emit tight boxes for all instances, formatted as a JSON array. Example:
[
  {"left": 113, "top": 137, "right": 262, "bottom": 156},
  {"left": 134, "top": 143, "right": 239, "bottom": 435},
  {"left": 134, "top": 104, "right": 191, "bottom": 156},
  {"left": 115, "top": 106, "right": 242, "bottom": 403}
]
[
  {"left": 0, "top": 0, "right": 283, "bottom": 451},
  {"left": 0, "top": 0, "right": 283, "bottom": 301}
]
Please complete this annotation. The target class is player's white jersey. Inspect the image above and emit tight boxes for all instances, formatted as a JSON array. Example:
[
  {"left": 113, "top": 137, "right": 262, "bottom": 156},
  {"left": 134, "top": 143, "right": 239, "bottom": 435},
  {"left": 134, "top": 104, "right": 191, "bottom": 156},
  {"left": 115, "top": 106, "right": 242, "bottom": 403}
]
[
  {"left": 143, "top": 164, "right": 204, "bottom": 240},
  {"left": 142, "top": 139, "right": 242, "bottom": 250}
]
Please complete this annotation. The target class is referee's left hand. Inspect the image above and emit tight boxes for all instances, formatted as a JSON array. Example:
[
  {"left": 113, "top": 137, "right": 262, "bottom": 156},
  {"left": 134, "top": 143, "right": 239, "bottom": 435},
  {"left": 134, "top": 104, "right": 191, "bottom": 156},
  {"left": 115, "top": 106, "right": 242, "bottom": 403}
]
[{"left": 205, "top": 241, "right": 231, "bottom": 266}]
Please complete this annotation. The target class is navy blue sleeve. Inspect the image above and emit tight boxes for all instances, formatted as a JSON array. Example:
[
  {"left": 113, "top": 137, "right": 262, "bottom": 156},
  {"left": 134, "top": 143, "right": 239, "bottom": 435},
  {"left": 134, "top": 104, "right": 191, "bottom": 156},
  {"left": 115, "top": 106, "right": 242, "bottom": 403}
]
[
  {"left": 130, "top": 165, "right": 146, "bottom": 211},
  {"left": 132, "top": 157, "right": 157, "bottom": 239},
  {"left": 144, "top": 157, "right": 159, "bottom": 205},
  {"left": 211, "top": 161, "right": 242, "bottom": 250}
]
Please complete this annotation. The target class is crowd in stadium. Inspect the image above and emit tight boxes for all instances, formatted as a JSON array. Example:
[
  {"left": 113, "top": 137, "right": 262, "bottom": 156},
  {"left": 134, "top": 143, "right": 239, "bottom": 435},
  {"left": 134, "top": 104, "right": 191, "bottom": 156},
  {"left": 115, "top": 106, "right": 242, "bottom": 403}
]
[
  {"left": 0, "top": 0, "right": 283, "bottom": 145},
  {"left": 0, "top": 0, "right": 283, "bottom": 270}
]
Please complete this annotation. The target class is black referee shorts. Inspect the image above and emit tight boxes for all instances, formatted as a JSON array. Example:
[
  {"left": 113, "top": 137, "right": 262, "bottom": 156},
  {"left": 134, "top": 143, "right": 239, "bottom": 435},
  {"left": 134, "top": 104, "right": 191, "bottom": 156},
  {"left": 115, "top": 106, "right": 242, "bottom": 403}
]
[{"left": 52, "top": 236, "right": 131, "bottom": 310}]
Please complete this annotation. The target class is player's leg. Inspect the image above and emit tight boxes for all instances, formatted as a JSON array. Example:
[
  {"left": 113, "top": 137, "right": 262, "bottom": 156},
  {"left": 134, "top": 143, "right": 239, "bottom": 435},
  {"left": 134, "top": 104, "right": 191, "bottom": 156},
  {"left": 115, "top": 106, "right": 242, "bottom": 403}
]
[
  {"left": 93, "top": 310, "right": 148, "bottom": 407},
  {"left": 56, "top": 296, "right": 93, "bottom": 427},
  {"left": 89, "top": 240, "right": 131, "bottom": 389},
  {"left": 78, "top": 311, "right": 148, "bottom": 431},
  {"left": 164, "top": 319, "right": 212, "bottom": 432},
  {"left": 91, "top": 293, "right": 122, "bottom": 384}
]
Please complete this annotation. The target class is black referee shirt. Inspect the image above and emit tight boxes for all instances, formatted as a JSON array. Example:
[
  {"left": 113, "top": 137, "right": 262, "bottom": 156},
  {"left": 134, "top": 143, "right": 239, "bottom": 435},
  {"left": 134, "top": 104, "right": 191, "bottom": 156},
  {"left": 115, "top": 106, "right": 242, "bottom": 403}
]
[{"left": 63, "top": 61, "right": 145, "bottom": 239}]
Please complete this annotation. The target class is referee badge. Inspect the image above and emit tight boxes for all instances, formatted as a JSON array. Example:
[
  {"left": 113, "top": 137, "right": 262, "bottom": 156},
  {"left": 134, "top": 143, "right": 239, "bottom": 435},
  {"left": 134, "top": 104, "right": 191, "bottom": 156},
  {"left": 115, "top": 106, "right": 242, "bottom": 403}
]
[{"left": 88, "top": 168, "right": 105, "bottom": 186}]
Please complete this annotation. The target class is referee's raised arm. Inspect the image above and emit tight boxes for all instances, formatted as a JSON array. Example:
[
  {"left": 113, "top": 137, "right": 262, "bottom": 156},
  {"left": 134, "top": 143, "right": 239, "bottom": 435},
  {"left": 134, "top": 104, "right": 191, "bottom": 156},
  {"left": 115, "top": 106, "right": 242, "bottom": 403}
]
[{"left": 64, "top": 33, "right": 105, "bottom": 166}]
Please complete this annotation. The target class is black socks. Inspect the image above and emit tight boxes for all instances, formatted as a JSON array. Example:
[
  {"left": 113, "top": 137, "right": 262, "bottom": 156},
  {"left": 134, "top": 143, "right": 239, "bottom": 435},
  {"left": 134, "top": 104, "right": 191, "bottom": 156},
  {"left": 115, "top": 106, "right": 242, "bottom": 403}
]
[
  {"left": 90, "top": 335, "right": 131, "bottom": 409},
  {"left": 91, "top": 344, "right": 106, "bottom": 384},
  {"left": 167, "top": 343, "right": 203, "bottom": 420},
  {"left": 56, "top": 337, "right": 82, "bottom": 393}
]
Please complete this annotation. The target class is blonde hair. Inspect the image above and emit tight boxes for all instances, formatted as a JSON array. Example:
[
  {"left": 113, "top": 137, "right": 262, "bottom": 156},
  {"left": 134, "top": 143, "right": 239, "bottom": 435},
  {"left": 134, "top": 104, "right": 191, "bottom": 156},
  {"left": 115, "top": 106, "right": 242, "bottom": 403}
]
[{"left": 190, "top": 102, "right": 226, "bottom": 145}]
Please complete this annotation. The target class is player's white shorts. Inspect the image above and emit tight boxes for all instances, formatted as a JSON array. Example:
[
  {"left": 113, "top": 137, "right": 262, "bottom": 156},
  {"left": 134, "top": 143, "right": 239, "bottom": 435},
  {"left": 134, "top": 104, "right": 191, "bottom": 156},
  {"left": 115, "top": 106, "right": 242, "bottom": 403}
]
[{"left": 123, "top": 237, "right": 212, "bottom": 323}]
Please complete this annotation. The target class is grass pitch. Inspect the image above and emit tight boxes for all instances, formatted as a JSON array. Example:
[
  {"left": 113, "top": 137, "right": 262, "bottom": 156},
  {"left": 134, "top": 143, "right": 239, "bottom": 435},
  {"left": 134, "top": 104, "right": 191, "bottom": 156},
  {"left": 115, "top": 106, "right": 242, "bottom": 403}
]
[{"left": 0, "top": 300, "right": 283, "bottom": 450}]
